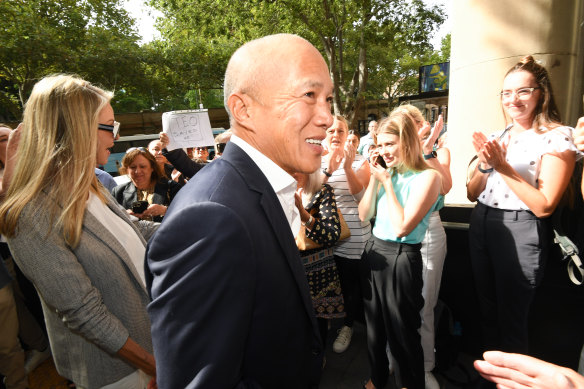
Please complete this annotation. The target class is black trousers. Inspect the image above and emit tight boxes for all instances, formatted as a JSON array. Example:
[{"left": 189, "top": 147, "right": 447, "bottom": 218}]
[
  {"left": 334, "top": 255, "right": 364, "bottom": 327},
  {"left": 469, "top": 202, "right": 550, "bottom": 354},
  {"left": 362, "top": 237, "right": 425, "bottom": 389}
]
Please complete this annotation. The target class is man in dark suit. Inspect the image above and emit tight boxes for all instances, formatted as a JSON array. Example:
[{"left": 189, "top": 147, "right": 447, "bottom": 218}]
[{"left": 146, "top": 34, "right": 334, "bottom": 388}]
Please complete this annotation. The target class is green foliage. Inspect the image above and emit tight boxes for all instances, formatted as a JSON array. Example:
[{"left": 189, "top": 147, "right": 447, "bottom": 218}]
[
  {"left": 0, "top": 0, "right": 149, "bottom": 118},
  {"left": 440, "top": 33, "right": 451, "bottom": 61},
  {"left": 0, "top": 0, "right": 449, "bottom": 121},
  {"left": 149, "top": 0, "right": 446, "bottom": 125}
]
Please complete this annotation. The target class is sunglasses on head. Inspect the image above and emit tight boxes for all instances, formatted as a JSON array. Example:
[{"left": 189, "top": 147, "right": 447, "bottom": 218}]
[
  {"left": 98, "top": 121, "right": 120, "bottom": 138},
  {"left": 126, "top": 146, "right": 147, "bottom": 153}
]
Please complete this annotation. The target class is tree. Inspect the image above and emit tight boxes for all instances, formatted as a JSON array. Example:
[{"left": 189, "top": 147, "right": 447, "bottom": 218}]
[
  {"left": 0, "top": 0, "right": 145, "bottom": 118},
  {"left": 367, "top": 32, "right": 451, "bottom": 109},
  {"left": 149, "top": 0, "right": 445, "bottom": 126}
]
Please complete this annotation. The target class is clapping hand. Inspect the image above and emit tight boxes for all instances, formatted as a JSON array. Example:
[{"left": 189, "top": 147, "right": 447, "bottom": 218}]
[
  {"left": 472, "top": 131, "right": 493, "bottom": 167},
  {"left": 326, "top": 147, "right": 344, "bottom": 174},
  {"left": 420, "top": 115, "right": 443, "bottom": 155},
  {"left": 343, "top": 142, "right": 356, "bottom": 169},
  {"left": 481, "top": 139, "right": 507, "bottom": 170}
]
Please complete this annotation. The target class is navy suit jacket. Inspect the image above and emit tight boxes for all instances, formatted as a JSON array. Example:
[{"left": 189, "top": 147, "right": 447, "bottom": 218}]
[{"left": 146, "top": 143, "right": 323, "bottom": 388}]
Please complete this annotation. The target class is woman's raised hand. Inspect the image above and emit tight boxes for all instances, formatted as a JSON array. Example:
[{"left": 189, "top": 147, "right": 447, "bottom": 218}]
[
  {"left": 343, "top": 143, "right": 356, "bottom": 169},
  {"left": 482, "top": 140, "right": 507, "bottom": 170}
]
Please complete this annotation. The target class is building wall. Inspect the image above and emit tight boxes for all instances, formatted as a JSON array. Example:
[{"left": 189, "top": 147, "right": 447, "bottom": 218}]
[{"left": 447, "top": 0, "right": 584, "bottom": 204}]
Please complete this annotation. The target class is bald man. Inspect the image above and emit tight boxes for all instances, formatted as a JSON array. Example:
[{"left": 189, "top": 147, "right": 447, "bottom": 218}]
[{"left": 146, "top": 34, "right": 334, "bottom": 388}]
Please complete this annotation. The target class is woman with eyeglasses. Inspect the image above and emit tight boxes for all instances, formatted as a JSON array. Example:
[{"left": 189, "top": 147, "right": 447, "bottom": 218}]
[
  {"left": 0, "top": 75, "right": 156, "bottom": 388},
  {"left": 112, "top": 147, "right": 182, "bottom": 222},
  {"left": 466, "top": 56, "right": 580, "bottom": 359}
]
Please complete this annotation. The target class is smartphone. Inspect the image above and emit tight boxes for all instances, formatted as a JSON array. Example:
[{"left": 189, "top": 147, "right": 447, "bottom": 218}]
[
  {"left": 376, "top": 155, "right": 387, "bottom": 169},
  {"left": 131, "top": 200, "right": 149, "bottom": 214}
]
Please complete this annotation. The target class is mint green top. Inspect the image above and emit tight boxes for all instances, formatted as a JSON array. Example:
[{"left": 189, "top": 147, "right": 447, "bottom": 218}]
[
  {"left": 372, "top": 169, "right": 437, "bottom": 244},
  {"left": 432, "top": 194, "right": 445, "bottom": 212}
]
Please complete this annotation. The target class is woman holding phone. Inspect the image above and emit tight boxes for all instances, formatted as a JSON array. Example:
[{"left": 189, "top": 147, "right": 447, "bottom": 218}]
[{"left": 359, "top": 109, "right": 440, "bottom": 389}]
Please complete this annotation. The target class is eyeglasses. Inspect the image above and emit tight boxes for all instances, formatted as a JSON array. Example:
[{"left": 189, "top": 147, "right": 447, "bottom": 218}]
[
  {"left": 500, "top": 87, "right": 541, "bottom": 100},
  {"left": 194, "top": 147, "right": 208, "bottom": 151},
  {"left": 98, "top": 121, "right": 120, "bottom": 138},
  {"left": 126, "top": 146, "right": 147, "bottom": 153}
]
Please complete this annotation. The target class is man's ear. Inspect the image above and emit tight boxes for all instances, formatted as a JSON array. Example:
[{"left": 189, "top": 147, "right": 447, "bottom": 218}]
[{"left": 227, "top": 92, "right": 256, "bottom": 130}]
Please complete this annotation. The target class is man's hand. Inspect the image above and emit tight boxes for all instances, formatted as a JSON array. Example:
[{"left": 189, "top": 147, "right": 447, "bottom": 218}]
[{"left": 159, "top": 132, "right": 169, "bottom": 149}]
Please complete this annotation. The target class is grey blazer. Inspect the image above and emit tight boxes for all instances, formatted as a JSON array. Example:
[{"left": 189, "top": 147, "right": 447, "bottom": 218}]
[{"left": 7, "top": 191, "right": 153, "bottom": 389}]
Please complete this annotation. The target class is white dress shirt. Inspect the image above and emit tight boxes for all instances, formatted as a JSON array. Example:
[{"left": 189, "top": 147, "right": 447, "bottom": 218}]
[{"left": 230, "top": 135, "right": 300, "bottom": 237}]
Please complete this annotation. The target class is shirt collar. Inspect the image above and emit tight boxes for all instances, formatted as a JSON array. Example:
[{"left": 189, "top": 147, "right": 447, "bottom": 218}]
[
  {"left": 230, "top": 135, "right": 300, "bottom": 236},
  {"left": 230, "top": 135, "right": 296, "bottom": 194}
]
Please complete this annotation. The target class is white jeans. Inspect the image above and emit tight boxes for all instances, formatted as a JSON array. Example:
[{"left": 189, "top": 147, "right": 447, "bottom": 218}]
[
  {"left": 420, "top": 212, "right": 447, "bottom": 371},
  {"left": 78, "top": 370, "right": 150, "bottom": 389}
]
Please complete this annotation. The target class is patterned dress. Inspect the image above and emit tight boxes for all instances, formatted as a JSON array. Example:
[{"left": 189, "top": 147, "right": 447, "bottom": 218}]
[{"left": 300, "top": 184, "right": 345, "bottom": 319}]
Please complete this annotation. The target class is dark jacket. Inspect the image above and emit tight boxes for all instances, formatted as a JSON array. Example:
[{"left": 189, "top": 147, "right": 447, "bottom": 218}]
[
  {"left": 146, "top": 142, "right": 323, "bottom": 388},
  {"left": 162, "top": 148, "right": 205, "bottom": 180},
  {"left": 111, "top": 179, "right": 182, "bottom": 222}
]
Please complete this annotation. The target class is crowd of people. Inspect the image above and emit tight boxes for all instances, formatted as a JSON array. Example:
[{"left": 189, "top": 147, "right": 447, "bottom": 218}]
[{"left": 0, "top": 33, "right": 584, "bottom": 389}]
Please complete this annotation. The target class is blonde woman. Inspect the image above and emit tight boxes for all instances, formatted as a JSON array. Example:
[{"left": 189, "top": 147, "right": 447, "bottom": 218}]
[
  {"left": 394, "top": 105, "right": 451, "bottom": 388},
  {"left": 359, "top": 110, "right": 440, "bottom": 389},
  {"left": 0, "top": 75, "right": 156, "bottom": 388}
]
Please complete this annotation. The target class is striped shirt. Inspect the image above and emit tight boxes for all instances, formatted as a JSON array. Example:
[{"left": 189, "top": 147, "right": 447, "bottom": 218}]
[{"left": 322, "top": 154, "right": 371, "bottom": 259}]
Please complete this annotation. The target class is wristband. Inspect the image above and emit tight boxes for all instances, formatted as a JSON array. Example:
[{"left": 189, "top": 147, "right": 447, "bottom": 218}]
[
  {"left": 478, "top": 164, "right": 494, "bottom": 173},
  {"left": 322, "top": 168, "right": 332, "bottom": 177},
  {"left": 303, "top": 215, "right": 314, "bottom": 227},
  {"left": 423, "top": 150, "right": 437, "bottom": 160}
]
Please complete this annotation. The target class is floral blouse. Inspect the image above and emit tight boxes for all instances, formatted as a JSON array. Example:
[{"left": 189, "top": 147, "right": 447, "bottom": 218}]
[{"left": 304, "top": 184, "right": 341, "bottom": 248}]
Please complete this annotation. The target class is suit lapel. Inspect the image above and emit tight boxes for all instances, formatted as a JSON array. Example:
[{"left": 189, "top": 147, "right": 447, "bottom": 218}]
[{"left": 223, "top": 144, "right": 319, "bottom": 330}]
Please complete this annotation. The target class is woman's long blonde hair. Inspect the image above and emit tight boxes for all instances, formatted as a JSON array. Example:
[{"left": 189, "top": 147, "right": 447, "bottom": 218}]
[
  {"left": 376, "top": 106, "right": 429, "bottom": 174},
  {"left": 0, "top": 75, "right": 112, "bottom": 248}
]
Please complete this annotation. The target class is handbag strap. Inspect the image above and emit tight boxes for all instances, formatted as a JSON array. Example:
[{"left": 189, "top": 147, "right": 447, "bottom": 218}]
[{"left": 552, "top": 212, "right": 584, "bottom": 285}]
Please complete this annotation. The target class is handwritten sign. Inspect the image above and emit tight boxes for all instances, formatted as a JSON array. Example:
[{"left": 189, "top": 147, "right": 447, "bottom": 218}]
[{"left": 162, "top": 110, "right": 214, "bottom": 151}]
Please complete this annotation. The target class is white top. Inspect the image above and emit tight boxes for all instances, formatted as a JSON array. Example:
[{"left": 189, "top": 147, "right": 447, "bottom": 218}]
[
  {"left": 322, "top": 154, "right": 371, "bottom": 259},
  {"left": 86, "top": 192, "right": 146, "bottom": 287},
  {"left": 230, "top": 135, "right": 300, "bottom": 237},
  {"left": 358, "top": 133, "right": 375, "bottom": 159},
  {"left": 479, "top": 126, "right": 580, "bottom": 210}
]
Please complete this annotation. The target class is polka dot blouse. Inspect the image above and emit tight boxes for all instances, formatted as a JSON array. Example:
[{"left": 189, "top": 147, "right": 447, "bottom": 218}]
[{"left": 479, "top": 126, "right": 580, "bottom": 210}]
